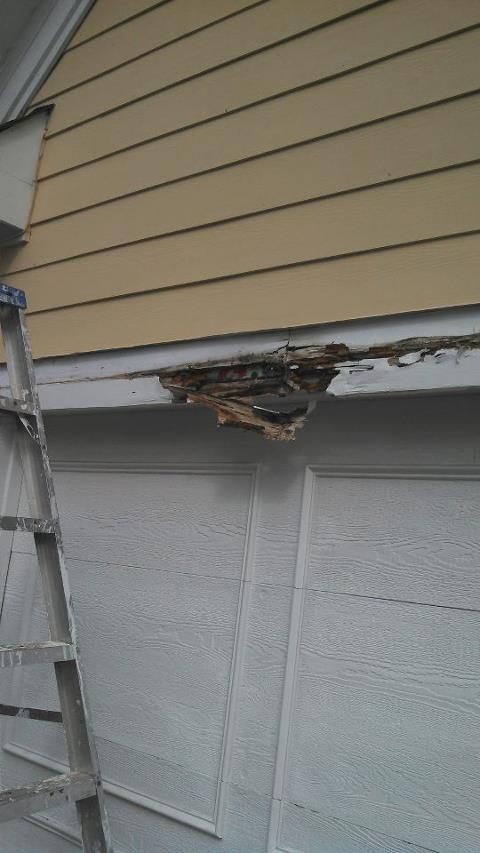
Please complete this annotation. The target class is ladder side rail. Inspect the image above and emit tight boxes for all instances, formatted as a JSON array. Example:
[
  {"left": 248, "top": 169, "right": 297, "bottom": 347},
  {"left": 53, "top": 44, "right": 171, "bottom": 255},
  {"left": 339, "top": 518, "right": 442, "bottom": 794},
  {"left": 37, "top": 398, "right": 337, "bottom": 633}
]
[{"left": 0, "top": 304, "right": 112, "bottom": 853}]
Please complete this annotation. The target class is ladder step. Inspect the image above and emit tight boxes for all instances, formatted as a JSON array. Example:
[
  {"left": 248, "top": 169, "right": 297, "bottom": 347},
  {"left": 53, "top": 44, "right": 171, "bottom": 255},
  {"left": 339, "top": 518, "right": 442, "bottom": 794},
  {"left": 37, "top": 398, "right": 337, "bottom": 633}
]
[
  {"left": 0, "top": 704, "right": 62, "bottom": 723},
  {"left": 0, "top": 772, "right": 97, "bottom": 822},
  {"left": 0, "top": 395, "right": 35, "bottom": 416},
  {"left": 0, "top": 642, "right": 74, "bottom": 668},
  {"left": 0, "top": 516, "right": 57, "bottom": 534},
  {"left": 0, "top": 283, "right": 27, "bottom": 309}
]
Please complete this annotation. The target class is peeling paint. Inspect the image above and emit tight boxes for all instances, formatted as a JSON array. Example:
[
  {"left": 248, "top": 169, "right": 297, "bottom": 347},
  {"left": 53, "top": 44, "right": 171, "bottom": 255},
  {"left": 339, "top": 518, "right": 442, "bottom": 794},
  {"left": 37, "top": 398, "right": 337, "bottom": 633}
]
[{"left": 157, "top": 332, "right": 480, "bottom": 440}]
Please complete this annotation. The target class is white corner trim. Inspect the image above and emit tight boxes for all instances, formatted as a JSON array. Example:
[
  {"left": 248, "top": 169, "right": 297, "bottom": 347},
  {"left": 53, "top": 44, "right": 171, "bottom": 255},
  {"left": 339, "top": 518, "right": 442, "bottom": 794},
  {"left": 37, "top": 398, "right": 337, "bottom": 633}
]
[{"left": 0, "top": 0, "right": 96, "bottom": 123}]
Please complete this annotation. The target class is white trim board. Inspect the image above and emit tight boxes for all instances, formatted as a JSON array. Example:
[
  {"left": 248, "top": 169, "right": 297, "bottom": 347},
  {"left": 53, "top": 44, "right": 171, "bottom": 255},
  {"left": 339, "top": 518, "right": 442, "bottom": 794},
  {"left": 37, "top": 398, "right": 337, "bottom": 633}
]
[
  {"left": 1, "top": 306, "right": 479, "bottom": 411},
  {"left": 0, "top": 0, "right": 95, "bottom": 123}
]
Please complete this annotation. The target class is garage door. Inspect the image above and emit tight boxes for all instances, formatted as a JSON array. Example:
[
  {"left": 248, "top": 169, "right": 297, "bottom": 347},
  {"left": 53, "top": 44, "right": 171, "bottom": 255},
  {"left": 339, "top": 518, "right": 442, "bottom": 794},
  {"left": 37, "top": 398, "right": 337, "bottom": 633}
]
[{"left": 1, "top": 393, "right": 479, "bottom": 852}]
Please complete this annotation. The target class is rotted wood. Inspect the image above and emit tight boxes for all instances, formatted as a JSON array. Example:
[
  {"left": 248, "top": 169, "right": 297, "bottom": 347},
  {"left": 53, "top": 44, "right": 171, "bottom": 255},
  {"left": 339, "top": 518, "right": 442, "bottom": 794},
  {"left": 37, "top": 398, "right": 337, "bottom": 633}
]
[
  {"left": 187, "top": 392, "right": 312, "bottom": 441},
  {"left": 157, "top": 332, "right": 480, "bottom": 440}
]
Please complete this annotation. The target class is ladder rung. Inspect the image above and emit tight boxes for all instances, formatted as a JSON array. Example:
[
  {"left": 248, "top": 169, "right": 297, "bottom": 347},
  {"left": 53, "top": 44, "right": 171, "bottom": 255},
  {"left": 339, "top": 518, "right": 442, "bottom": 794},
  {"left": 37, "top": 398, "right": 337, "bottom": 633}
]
[
  {"left": 0, "top": 516, "right": 57, "bottom": 534},
  {"left": 0, "top": 772, "right": 96, "bottom": 822},
  {"left": 0, "top": 283, "right": 27, "bottom": 309},
  {"left": 0, "top": 704, "right": 62, "bottom": 723},
  {"left": 0, "top": 395, "right": 35, "bottom": 416},
  {"left": 0, "top": 642, "right": 74, "bottom": 668}
]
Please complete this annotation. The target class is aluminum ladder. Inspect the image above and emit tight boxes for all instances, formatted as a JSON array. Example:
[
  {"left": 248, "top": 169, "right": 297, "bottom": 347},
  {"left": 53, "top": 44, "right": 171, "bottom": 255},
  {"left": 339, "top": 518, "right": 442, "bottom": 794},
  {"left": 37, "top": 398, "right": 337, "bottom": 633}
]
[{"left": 0, "top": 283, "right": 112, "bottom": 852}]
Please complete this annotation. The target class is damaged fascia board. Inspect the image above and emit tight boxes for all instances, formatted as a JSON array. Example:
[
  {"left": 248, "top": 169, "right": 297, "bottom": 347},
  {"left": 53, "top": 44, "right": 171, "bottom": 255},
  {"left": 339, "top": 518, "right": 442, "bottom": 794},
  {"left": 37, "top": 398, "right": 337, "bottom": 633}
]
[
  {"left": 0, "top": 330, "right": 289, "bottom": 412},
  {"left": 158, "top": 328, "right": 480, "bottom": 439},
  {"left": 1, "top": 309, "right": 480, "bottom": 434}
]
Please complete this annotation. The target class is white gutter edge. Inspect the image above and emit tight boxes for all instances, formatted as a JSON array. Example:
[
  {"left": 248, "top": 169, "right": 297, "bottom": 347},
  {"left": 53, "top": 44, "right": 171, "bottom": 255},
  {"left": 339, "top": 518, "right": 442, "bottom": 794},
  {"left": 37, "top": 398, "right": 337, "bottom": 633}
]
[
  {"left": 0, "top": 0, "right": 96, "bottom": 123},
  {"left": 1, "top": 306, "right": 479, "bottom": 412}
]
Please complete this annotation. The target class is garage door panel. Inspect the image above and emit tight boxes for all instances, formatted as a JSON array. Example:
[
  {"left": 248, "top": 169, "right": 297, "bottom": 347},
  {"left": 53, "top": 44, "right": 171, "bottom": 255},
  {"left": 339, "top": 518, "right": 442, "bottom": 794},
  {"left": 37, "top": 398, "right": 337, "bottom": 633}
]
[
  {"left": 5, "top": 557, "right": 242, "bottom": 816},
  {"left": 2, "top": 398, "right": 479, "bottom": 852},
  {"left": 3, "top": 463, "right": 256, "bottom": 834},
  {"left": 309, "top": 475, "right": 480, "bottom": 609},
  {"left": 281, "top": 593, "right": 480, "bottom": 852},
  {"left": 96, "top": 736, "right": 219, "bottom": 824},
  {"left": 280, "top": 800, "right": 438, "bottom": 853},
  {"left": 55, "top": 467, "right": 253, "bottom": 580},
  {"left": 231, "top": 581, "right": 292, "bottom": 796}
]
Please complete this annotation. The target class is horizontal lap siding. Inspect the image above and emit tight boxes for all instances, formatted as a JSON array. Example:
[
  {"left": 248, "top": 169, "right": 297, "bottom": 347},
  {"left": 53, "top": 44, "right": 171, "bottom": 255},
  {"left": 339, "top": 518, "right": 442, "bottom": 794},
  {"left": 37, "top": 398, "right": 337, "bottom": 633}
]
[
  {"left": 6, "top": 164, "right": 480, "bottom": 310},
  {"left": 1, "top": 0, "right": 479, "bottom": 357},
  {"left": 25, "top": 234, "right": 480, "bottom": 356},
  {"left": 67, "top": 0, "right": 169, "bottom": 47}
]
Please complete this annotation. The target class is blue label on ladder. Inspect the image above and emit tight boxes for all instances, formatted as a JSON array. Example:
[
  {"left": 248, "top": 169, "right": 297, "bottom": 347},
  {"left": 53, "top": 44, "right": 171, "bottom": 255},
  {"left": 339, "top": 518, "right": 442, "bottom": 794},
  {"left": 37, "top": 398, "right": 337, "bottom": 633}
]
[{"left": 0, "top": 283, "right": 27, "bottom": 309}]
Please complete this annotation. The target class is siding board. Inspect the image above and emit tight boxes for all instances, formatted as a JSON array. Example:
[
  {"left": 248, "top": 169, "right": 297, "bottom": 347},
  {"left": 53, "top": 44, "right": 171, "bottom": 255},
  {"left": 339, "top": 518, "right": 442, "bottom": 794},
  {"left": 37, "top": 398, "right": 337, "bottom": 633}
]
[
  {"left": 24, "top": 234, "right": 480, "bottom": 357},
  {"left": 37, "top": 13, "right": 480, "bottom": 177},
  {"left": 1, "top": 0, "right": 478, "bottom": 358},
  {"left": 68, "top": 0, "right": 169, "bottom": 48},
  {"left": 10, "top": 96, "right": 480, "bottom": 271},
  {"left": 33, "top": 32, "right": 480, "bottom": 220},
  {"left": 38, "top": 0, "right": 376, "bottom": 136},
  {"left": 4, "top": 164, "right": 479, "bottom": 311},
  {"left": 35, "top": 0, "right": 262, "bottom": 99}
]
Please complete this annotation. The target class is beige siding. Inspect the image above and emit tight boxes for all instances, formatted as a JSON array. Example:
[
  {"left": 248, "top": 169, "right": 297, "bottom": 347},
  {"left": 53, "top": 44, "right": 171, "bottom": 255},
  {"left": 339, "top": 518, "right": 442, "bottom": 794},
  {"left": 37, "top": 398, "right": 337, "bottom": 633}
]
[
  {"left": 25, "top": 234, "right": 480, "bottom": 357},
  {"left": 67, "top": 0, "right": 165, "bottom": 47},
  {"left": 1, "top": 0, "right": 479, "bottom": 358}
]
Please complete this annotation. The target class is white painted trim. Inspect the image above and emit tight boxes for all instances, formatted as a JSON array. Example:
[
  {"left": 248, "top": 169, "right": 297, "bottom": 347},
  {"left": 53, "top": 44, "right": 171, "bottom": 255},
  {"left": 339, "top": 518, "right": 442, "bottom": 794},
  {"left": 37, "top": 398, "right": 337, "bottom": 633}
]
[
  {"left": 1, "top": 307, "right": 479, "bottom": 412},
  {"left": 20, "top": 330, "right": 290, "bottom": 386},
  {"left": 267, "top": 466, "right": 315, "bottom": 853},
  {"left": 267, "top": 463, "right": 480, "bottom": 853},
  {"left": 3, "top": 461, "right": 260, "bottom": 839},
  {"left": 0, "top": 0, "right": 96, "bottom": 123}
]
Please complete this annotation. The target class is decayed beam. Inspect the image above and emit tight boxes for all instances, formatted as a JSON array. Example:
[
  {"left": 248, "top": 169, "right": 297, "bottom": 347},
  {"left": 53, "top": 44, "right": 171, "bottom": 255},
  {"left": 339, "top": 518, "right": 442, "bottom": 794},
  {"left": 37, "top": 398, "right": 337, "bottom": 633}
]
[
  {"left": 186, "top": 392, "right": 311, "bottom": 441},
  {"left": 156, "top": 331, "right": 480, "bottom": 440}
]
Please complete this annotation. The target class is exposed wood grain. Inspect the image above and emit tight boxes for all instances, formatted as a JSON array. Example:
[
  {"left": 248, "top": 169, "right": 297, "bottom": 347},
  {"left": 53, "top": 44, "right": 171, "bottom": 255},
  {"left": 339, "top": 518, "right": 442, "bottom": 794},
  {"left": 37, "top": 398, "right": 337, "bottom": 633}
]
[
  {"left": 21, "top": 232, "right": 480, "bottom": 358},
  {"left": 39, "top": 0, "right": 375, "bottom": 135},
  {"left": 5, "top": 164, "right": 479, "bottom": 312},
  {"left": 36, "top": 15, "right": 480, "bottom": 177},
  {"left": 11, "top": 97, "right": 479, "bottom": 271}
]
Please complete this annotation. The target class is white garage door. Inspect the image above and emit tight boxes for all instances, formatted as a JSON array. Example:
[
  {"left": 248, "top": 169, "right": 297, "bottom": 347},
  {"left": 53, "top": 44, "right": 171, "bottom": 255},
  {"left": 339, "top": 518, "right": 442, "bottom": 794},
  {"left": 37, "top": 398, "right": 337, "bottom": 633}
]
[{"left": 1, "top": 394, "right": 479, "bottom": 853}]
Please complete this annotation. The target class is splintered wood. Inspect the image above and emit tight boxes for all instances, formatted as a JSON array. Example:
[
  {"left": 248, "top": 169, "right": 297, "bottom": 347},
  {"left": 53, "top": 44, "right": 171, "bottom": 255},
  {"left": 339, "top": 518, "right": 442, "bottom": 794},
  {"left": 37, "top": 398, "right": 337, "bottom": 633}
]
[
  {"left": 158, "top": 331, "right": 480, "bottom": 440},
  {"left": 186, "top": 392, "right": 310, "bottom": 440}
]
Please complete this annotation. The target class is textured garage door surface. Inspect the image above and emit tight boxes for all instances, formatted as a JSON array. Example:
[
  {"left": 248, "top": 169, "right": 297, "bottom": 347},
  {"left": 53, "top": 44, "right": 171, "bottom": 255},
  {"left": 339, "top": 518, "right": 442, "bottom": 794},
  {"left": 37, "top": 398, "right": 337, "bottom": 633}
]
[{"left": 0, "top": 394, "right": 479, "bottom": 852}]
